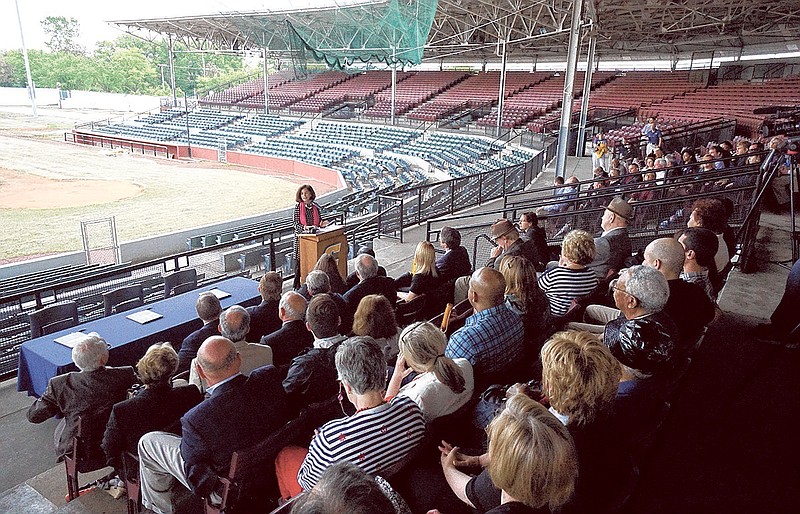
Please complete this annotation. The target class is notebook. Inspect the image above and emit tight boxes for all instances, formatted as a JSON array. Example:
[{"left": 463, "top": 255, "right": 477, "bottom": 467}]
[{"left": 126, "top": 309, "right": 164, "bottom": 324}]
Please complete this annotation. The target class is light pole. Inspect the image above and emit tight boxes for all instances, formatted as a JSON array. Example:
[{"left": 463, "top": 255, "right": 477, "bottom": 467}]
[{"left": 14, "top": 0, "right": 36, "bottom": 117}]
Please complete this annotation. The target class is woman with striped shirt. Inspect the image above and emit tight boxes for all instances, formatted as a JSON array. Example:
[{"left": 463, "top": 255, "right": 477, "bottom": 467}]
[
  {"left": 537, "top": 230, "right": 599, "bottom": 317},
  {"left": 289, "top": 336, "right": 426, "bottom": 494}
]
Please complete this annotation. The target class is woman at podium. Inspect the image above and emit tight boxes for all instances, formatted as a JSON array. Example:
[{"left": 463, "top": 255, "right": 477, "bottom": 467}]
[{"left": 293, "top": 184, "right": 328, "bottom": 288}]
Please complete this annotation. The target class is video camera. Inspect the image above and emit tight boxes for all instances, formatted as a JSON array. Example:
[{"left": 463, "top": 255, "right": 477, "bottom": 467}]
[{"left": 755, "top": 106, "right": 800, "bottom": 138}]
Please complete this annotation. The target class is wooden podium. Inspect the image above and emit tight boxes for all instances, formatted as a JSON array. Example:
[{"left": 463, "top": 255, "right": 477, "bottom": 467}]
[{"left": 297, "top": 225, "right": 348, "bottom": 284}]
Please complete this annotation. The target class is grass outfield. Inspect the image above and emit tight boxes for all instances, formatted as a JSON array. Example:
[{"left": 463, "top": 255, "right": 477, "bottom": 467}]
[{"left": 0, "top": 108, "right": 334, "bottom": 263}]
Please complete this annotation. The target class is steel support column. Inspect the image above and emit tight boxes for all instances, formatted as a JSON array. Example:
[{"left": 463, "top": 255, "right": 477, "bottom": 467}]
[
  {"left": 555, "top": 0, "right": 584, "bottom": 178},
  {"left": 496, "top": 38, "right": 508, "bottom": 136},
  {"left": 576, "top": 32, "right": 596, "bottom": 156}
]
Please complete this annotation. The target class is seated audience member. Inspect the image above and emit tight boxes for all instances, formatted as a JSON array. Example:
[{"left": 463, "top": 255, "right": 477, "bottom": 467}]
[
  {"left": 27, "top": 332, "right": 137, "bottom": 466},
  {"left": 396, "top": 241, "right": 441, "bottom": 302},
  {"left": 446, "top": 268, "right": 525, "bottom": 386},
  {"left": 687, "top": 198, "right": 730, "bottom": 273},
  {"left": 304, "top": 270, "right": 351, "bottom": 334},
  {"left": 191, "top": 305, "right": 273, "bottom": 389},
  {"left": 283, "top": 294, "right": 347, "bottom": 408},
  {"left": 436, "top": 226, "right": 473, "bottom": 282},
  {"left": 538, "top": 230, "right": 599, "bottom": 318},
  {"left": 345, "top": 247, "right": 387, "bottom": 289},
  {"left": 440, "top": 331, "right": 623, "bottom": 513},
  {"left": 260, "top": 291, "right": 313, "bottom": 370},
  {"left": 642, "top": 237, "right": 715, "bottom": 347},
  {"left": 487, "top": 218, "right": 543, "bottom": 270},
  {"left": 386, "top": 321, "right": 474, "bottom": 422},
  {"left": 352, "top": 294, "right": 401, "bottom": 362},
  {"left": 280, "top": 337, "right": 425, "bottom": 496},
  {"left": 102, "top": 343, "right": 202, "bottom": 477},
  {"left": 518, "top": 212, "right": 550, "bottom": 268},
  {"left": 575, "top": 239, "right": 714, "bottom": 350},
  {"left": 586, "top": 197, "right": 633, "bottom": 280},
  {"left": 453, "top": 219, "right": 541, "bottom": 304},
  {"left": 601, "top": 266, "right": 678, "bottom": 373},
  {"left": 290, "top": 461, "right": 409, "bottom": 514},
  {"left": 343, "top": 253, "right": 397, "bottom": 312},
  {"left": 139, "top": 336, "right": 288, "bottom": 514},
  {"left": 498, "top": 255, "right": 551, "bottom": 359},
  {"left": 314, "top": 253, "right": 349, "bottom": 296},
  {"left": 677, "top": 227, "right": 719, "bottom": 300},
  {"left": 537, "top": 175, "right": 580, "bottom": 215},
  {"left": 246, "top": 272, "right": 283, "bottom": 343},
  {"left": 437, "top": 394, "right": 577, "bottom": 514},
  {"left": 177, "top": 292, "right": 222, "bottom": 373}
]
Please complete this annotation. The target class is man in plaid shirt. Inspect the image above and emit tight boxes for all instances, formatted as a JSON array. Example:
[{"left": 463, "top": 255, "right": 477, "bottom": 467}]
[{"left": 445, "top": 267, "right": 524, "bottom": 387}]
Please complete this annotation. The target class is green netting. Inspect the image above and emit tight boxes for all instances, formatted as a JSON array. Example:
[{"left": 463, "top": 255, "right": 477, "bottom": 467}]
[{"left": 286, "top": 0, "right": 438, "bottom": 69}]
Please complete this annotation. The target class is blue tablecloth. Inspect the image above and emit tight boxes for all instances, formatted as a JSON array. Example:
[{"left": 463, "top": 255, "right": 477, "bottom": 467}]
[{"left": 17, "top": 277, "right": 261, "bottom": 397}]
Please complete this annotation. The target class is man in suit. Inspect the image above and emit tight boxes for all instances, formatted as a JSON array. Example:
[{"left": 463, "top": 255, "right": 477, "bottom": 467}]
[
  {"left": 27, "top": 332, "right": 136, "bottom": 465},
  {"left": 435, "top": 226, "right": 472, "bottom": 282},
  {"left": 138, "top": 336, "right": 288, "bottom": 514},
  {"left": 189, "top": 305, "right": 272, "bottom": 390},
  {"left": 176, "top": 293, "right": 222, "bottom": 373},
  {"left": 343, "top": 254, "right": 396, "bottom": 313},
  {"left": 260, "top": 291, "right": 313, "bottom": 370},
  {"left": 246, "top": 272, "right": 283, "bottom": 343},
  {"left": 345, "top": 246, "right": 387, "bottom": 289},
  {"left": 587, "top": 196, "right": 633, "bottom": 280}
]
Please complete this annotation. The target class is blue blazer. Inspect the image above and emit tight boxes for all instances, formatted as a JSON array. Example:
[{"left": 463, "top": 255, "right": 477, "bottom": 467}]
[{"left": 179, "top": 365, "right": 288, "bottom": 498}]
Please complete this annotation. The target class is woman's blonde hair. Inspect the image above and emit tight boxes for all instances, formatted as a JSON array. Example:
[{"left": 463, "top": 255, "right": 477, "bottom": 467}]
[
  {"left": 352, "top": 294, "right": 398, "bottom": 340},
  {"left": 541, "top": 330, "right": 621, "bottom": 426},
  {"left": 561, "top": 229, "right": 596, "bottom": 266},
  {"left": 137, "top": 342, "right": 179, "bottom": 385},
  {"left": 487, "top": 394, "right": 577, "bottom": 509},
  {"left": 399, "top": 321, "right": 465, "bottom": 394},
  {"left": 412, "top": 241, "right": 438, "bottom": 276},
  {"left": 499, "top": 255, "right": 546, "bottom": 313}
]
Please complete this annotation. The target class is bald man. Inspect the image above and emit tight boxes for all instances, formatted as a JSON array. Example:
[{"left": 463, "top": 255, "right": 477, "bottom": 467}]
[
  {"left": 260, "top": 291, "right": 314, "bottom": 370},
  {"left": 138, "top": 336, "right": 288, "bottom": 514},
  {"left": 643, "top": 237, "right": 715, "bottom": 350},
  {"left": 189, "top": 305, "right": 273, "bottom": 391},
  {"left": 445, "top": 268, "right": 524, "bottom": 386}
]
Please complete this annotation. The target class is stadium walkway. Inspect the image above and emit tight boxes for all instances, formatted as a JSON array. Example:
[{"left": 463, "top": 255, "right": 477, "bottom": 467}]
[{"left": 0, "top": 157, "right": 797, "bottom": 513}]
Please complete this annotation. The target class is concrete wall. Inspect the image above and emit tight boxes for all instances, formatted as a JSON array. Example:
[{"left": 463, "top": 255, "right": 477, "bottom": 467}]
[{"left": 0, "top": 87, "right": 160, "bottom": 112}]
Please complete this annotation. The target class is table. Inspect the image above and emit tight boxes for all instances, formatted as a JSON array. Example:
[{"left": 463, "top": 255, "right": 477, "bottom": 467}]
[{"left": 17, "top": 277, "right": 261, "bottom": 397}]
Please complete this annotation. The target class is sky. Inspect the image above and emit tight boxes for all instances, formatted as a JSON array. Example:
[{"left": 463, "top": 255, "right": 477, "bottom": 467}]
[{"left": 0, "top": 1, "right": 341, "bottom": 52}]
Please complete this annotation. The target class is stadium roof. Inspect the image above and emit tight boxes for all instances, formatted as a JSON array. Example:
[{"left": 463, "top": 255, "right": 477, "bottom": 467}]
[{"left": 110, "top": 0, "right": 800, "bottom": 66}]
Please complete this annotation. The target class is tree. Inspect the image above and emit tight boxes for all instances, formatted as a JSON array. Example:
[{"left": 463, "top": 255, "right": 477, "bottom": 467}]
[{"left": 41, "top": 16, "right": 83, "bottom": 54}]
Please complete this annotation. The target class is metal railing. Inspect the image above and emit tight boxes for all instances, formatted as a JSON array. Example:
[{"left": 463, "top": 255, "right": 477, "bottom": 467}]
[{"left": 0, "top": 138, "right": 556, "bottom": 380}]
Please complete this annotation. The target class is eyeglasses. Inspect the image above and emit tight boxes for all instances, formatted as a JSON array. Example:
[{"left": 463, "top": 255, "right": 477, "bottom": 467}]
[{"left": 609, "top": 278, "right": 639, "bottom": 303}]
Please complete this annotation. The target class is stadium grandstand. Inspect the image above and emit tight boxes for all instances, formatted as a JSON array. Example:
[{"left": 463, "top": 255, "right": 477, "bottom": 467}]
[{"left": 1, "top": 0, "right": 799, "bottom": 513}]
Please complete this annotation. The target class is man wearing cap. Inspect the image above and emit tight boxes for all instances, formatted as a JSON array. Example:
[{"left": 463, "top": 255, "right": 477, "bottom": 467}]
[
  {"left": 453, "top": 219, "right": 543, "bottom": 303},
  {"left": 487, "top": 218, "right": 545, "bottom": 271},
  {"left": 587, "top": 196, "right": 633, "bottom": 280}
]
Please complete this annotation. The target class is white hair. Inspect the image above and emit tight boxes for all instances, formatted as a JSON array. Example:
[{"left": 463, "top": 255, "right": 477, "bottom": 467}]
[{"left": 72, "top": 332, "right": 109, "bottom": 371}]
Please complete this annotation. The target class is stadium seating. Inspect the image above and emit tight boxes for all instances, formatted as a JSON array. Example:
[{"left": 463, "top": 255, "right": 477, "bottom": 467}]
[{"left": 363, "top": 71, "right": 470, "bottom": 118}]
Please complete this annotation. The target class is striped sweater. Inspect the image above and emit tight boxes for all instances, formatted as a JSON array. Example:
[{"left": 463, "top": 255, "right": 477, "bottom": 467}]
[
  {"left": 297, "top": 395, "right": 425, "bottom": 490},
  {"left": 538, "top": 266, "right": 599, "bottom": 317}
]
